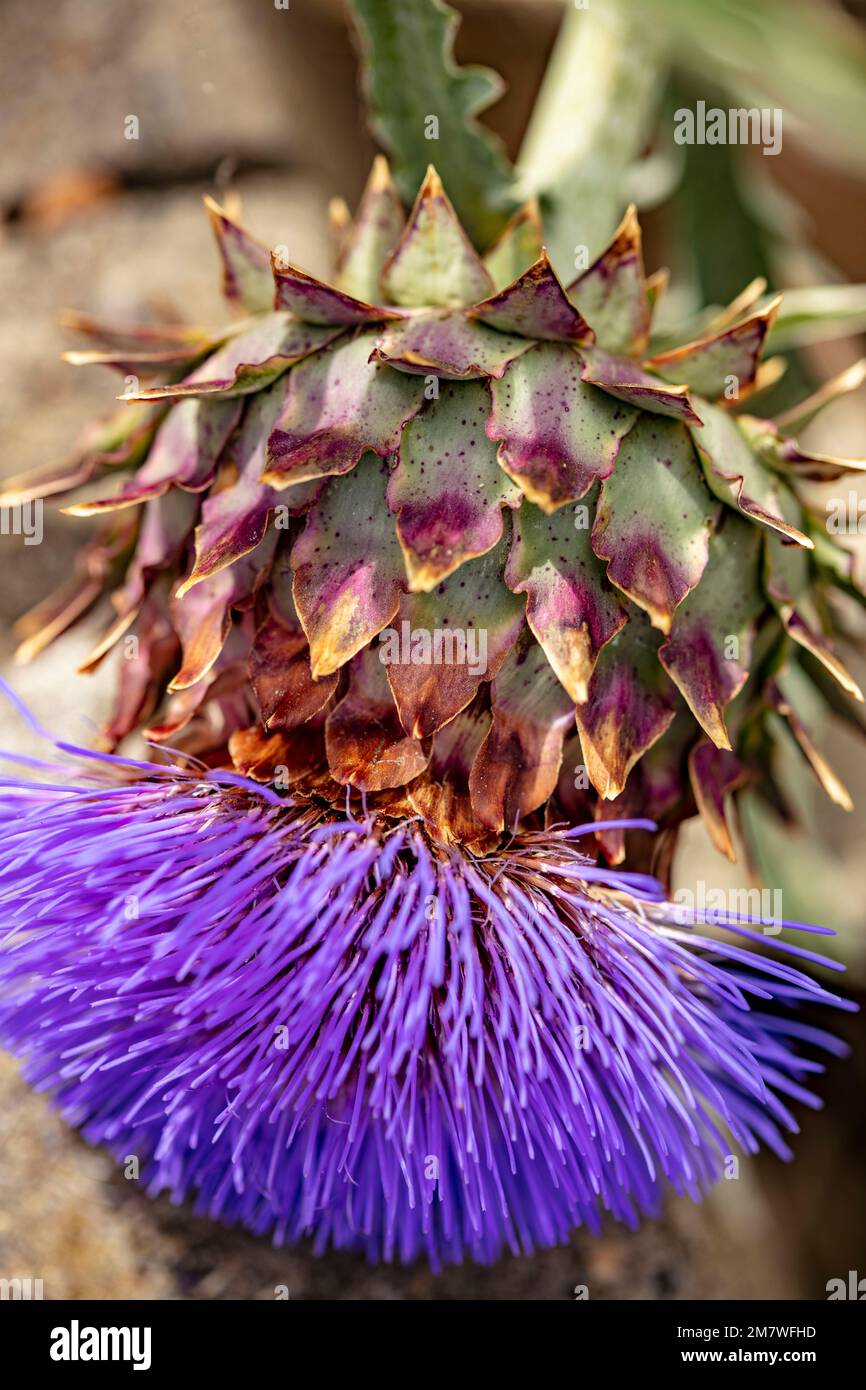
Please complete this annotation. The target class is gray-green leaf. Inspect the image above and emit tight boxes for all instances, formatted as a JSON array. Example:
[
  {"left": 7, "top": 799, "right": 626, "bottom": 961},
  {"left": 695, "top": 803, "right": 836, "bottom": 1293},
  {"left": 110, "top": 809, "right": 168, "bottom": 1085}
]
[{"left": 349, "top": 0, "right": 516, "bottom": 248}]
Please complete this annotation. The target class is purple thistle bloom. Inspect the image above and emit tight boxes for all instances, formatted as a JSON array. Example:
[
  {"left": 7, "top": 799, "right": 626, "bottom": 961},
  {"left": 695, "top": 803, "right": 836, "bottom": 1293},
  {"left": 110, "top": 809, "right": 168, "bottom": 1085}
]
[{"left": 0, "top": 697, "right": 852, "bottom": 1269}]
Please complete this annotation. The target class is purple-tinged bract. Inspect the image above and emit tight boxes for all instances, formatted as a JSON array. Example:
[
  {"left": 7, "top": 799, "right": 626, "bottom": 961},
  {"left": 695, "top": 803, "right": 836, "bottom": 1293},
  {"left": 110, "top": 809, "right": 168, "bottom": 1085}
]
[{"left": 7, "top": 161, "right": 866, "bottom": 867}]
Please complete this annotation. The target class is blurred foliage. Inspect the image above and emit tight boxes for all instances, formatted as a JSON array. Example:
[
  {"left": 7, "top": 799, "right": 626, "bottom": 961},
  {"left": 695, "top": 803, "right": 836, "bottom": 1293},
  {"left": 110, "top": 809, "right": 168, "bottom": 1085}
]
[
  {"left": 514, "top": 0, "right": 664, "bottom": 275},
  {"left": 349, "top": 0, "right": 516, "bottom": 247},
  {"left": 513, "top": 0, "right": 866, "bottom": 360},
  {"left": 638, "top": 0, "right": 866, "bottom": 173},
  {"left": 349, "top": 0, "right": 866, "bottom": 355}
]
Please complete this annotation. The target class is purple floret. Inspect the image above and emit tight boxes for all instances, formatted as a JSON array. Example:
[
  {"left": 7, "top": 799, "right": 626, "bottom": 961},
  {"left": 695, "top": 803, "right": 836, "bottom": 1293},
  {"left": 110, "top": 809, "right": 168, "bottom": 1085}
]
[{"left": 0, "top": 698, "right": 851, "bottom": 1268}]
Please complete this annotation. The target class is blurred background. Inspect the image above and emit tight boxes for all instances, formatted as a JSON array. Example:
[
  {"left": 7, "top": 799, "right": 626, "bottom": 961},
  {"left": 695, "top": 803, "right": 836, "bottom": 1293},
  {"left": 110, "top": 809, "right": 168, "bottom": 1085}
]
[{"left": 0, "top": 0, "right": 865, "bottom": 1299}]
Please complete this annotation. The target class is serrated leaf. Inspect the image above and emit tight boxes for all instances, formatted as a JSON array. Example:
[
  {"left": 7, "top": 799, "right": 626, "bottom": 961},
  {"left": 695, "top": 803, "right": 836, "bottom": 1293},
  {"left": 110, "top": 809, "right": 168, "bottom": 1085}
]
[
  {"left": 659, "top": 514, "right": 763, "bottom": 748},
  {"left": 350, "top": 0, "right": 515, "bottom": 248},
  {"left": 515, "top": 2, "right": 663, "bottom": 275},
  {"left": 487, "top": 342, "right": 638, "bottom": 512},
  {"left": 291, "top": 454, "right": 406, "bottom": 679},
  {"left": 506, "top": 493, "right": 626, "bottom": 703},
  {"left": 640, "top": 0, "right": 866, "bottom": 174},
  {"left": 593, "top": 414, "right": 717, "bottom": 633},
  {"left": 389, "top": 380, "right": 521, "bottom": 590},
  {"left": 385, "top": 530, "right": 524, "bottom": 738}
]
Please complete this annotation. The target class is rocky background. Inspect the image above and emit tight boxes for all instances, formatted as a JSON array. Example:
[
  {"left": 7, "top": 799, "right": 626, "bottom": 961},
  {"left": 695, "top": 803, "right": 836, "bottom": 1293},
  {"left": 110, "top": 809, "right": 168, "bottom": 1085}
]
[{"left": 0, "top": 0, "right": 864, "bottom": 1299}]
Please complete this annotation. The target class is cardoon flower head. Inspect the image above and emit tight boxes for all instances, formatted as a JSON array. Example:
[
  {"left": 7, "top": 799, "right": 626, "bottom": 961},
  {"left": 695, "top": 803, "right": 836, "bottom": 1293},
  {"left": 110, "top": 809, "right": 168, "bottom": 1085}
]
[
  {"left": 0, "top": 691, "right": 851, "bottom": 1267},
  {"left": 2, "top": 2, "right": 863, "bottom": 1264}
]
